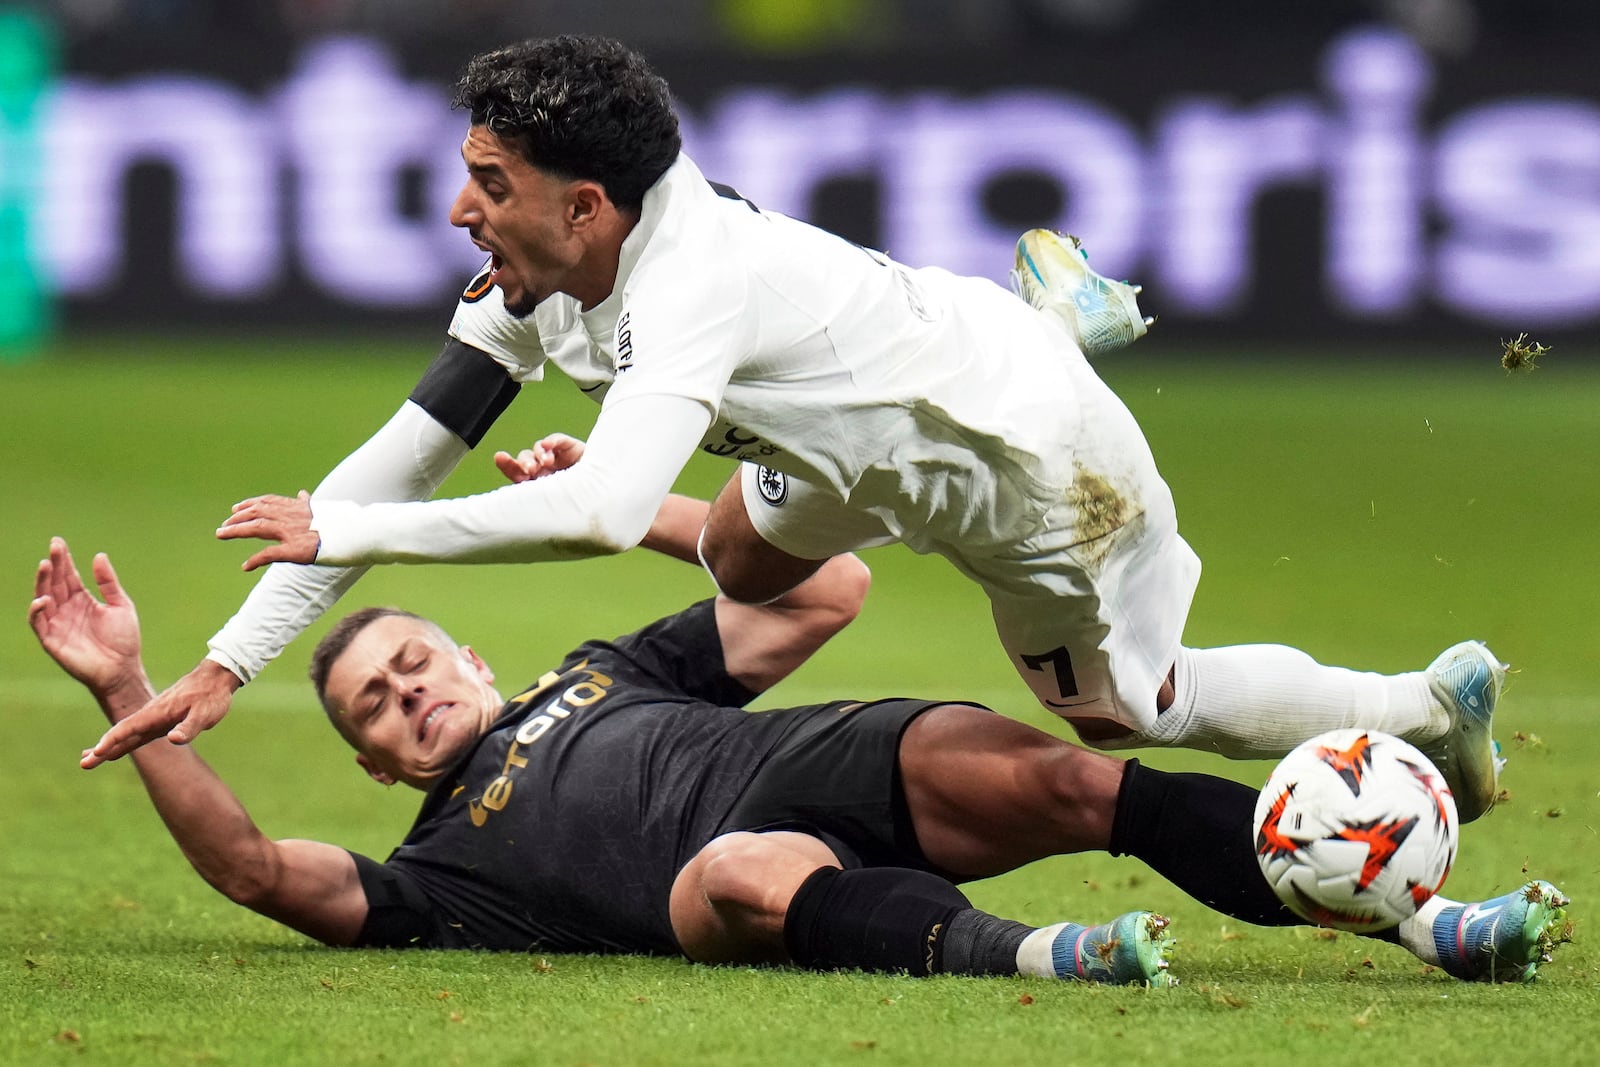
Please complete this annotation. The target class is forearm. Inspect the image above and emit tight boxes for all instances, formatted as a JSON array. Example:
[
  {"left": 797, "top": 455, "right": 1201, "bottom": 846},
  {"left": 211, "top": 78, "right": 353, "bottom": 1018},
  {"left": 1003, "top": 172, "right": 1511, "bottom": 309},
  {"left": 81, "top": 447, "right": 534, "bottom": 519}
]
[
  {"left": 95, "top": 677, "right": 284, "bottom": 904},
  {"left": 313, "top": 393, "right": 711, "bottom": 567},
  {"left": 208, "top": 400, "right": 469, "bottom": 680},
  {"left": 639, "top": 494, "right": 711, "bottom": 564}
]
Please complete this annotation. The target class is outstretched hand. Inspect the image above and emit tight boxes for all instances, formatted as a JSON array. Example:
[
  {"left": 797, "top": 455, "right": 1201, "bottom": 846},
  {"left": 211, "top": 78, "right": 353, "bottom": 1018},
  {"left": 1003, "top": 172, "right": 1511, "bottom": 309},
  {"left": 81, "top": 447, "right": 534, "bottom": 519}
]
[
  {"left": 216, "top": 489, "right": 319, "bottom": 571},
  {"left": 495, "top": 433, "right": 586, "bottom": 484},
  {"left": 79, "top": 658, "right": 243, "bottom": 768},
  {"left": 29, "top": 537, "right": 143, "bottom": 697}
]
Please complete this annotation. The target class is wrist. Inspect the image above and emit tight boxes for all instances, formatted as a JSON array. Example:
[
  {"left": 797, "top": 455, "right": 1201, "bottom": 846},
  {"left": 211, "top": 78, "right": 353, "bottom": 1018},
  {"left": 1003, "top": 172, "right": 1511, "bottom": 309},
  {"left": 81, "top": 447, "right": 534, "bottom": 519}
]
[
  {"left": 95, "top": 670, "right": 156, "bottom": 723},
  {"left": 196, "top": 655, "right": 246, "bottom": 691}
]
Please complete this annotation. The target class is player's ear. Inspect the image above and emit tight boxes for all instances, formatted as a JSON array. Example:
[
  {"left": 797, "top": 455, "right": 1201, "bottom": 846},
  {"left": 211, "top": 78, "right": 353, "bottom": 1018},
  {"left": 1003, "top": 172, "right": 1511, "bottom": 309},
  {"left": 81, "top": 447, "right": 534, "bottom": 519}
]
[
  {"left": 567, "top": 180, "right": 607, "bottom": 229},
  {"left": 356, "top": 753, "right": 396, "bottom": 786},
  {"left": 461, "top": 645, "right": 495, "bottom": 685}
]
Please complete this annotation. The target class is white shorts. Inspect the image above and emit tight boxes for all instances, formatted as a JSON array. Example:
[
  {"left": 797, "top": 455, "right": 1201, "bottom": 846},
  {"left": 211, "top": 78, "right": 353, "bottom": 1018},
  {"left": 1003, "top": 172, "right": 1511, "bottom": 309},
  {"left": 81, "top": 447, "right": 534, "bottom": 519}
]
[
  {"left": 740, "top": 463, "right": 899, "bottom": 559},
  {"left": 739, "top": 353, "right": 1199, "bottom": 735}
]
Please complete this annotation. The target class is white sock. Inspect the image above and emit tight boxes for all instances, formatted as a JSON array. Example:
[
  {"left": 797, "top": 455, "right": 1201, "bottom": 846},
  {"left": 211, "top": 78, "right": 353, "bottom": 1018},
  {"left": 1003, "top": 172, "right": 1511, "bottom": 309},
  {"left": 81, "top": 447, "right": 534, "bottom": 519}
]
[
  {"left": 1016, "top": 923, "right": 1070, "bottom": 978},
  {"left": 1141, "top": 644, "right": 1444, "bottom": 759},
  {"left": 1395, "top": 894, "right": 1453, "bottom": 966}
]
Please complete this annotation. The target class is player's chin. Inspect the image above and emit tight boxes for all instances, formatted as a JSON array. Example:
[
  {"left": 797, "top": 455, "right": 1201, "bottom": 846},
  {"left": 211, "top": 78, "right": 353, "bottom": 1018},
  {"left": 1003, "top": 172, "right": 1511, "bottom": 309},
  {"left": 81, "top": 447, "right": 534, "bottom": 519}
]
[
  {"left": 499, "top": 284, "right": 540, "bottom": 319},
  {"left": 425, "top": 723, "right": 476, "bottom": 767}
]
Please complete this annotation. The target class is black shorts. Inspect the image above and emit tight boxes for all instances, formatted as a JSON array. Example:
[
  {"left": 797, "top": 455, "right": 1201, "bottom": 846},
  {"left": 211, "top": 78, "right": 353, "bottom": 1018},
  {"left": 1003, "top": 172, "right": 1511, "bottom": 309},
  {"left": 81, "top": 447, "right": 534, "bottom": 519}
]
[{"left": 717, "top": 698, "right": 947, "bottom": 873}]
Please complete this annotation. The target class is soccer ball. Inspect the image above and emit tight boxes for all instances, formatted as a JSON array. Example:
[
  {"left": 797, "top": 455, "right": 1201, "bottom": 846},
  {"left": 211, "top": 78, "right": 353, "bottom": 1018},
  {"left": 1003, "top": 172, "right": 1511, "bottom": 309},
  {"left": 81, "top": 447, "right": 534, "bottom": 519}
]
[{"left": 1252, "top": 728, "right": 1458, "bottom": 932}]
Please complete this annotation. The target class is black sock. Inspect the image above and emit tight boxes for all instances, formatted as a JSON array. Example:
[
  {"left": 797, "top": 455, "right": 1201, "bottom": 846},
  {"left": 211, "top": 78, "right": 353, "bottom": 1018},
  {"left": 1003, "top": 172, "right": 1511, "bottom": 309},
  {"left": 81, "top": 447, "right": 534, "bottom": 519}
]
[
  {"left": 1107, "top": 761, "right": 1404, "bottom": 945},
  {"left": 783, "top": 866, "right": 971, "bottom": 976},
  {"left": 1108, "top": 759, "right": 1300, "bottom": 927},
  {"left": 936, "top": 910, "right": 1034, "bottom": 976}
]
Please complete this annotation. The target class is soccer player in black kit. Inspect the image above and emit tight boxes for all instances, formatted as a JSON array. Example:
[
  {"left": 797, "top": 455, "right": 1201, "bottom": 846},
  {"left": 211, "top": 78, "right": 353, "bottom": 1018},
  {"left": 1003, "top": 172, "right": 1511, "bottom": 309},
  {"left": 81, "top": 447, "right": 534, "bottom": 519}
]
[{"left": 31, "top": 493, "right": 1568, "bottom": 985}]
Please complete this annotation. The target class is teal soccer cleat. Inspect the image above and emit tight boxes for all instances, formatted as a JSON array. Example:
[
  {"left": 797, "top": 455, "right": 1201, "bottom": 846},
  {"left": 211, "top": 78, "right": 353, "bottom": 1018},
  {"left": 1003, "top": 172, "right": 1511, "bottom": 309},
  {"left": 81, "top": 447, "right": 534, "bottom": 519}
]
[
  {"left": 1433, "top": 880, "right": 1571, "bottom": 982},
  {"left": 1011, "top": 229, "right": 1154, "bottom": 357},
  {"left": 1420, "top": 640, "right": 1506, "bottom": 823},
  {"left": 1051, "top": 911, "right": 1175, "bottom": 987}
]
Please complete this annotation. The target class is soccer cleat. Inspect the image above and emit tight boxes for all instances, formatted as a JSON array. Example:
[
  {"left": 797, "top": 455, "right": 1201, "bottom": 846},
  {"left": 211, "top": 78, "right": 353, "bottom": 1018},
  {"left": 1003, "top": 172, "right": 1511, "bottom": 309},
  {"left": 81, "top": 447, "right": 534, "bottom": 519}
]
[
  {"left": 1050, "top": 911, "right": 1175, "bottom": 987},
  {"left": 1419, "top": 640, "right": 1505, "bottom": 824},
  {"left": 1433, "top": 880, "right": 1571, "bottom": 983},
  {"left": 1010, "top": 229, "right": 1155, "bottom": 357}
]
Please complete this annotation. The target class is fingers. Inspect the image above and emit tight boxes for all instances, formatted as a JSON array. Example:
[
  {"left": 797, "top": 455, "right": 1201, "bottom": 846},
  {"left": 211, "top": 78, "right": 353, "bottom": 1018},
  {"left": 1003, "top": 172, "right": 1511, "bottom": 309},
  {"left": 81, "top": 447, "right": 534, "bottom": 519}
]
[
  {"left": 218, "top": 494, "right": 315, "bottom": 551},
  {"left": 495, "top": 448, "right": 544, "bottom": 483},
  {"left": 220, "top": 498, "right": 269, "bottom": 531},
  {"left": 82, "top": 708, "right": 173, "bottom": 767},
  {"left": 241, "top": 546, "right": 290, "bottom": 572},
  {"left": 51, "top": 537, "right": 86, "bottom": 604},
  {"left": 220, "top": 494, "right": 295, "bottom": 530},
  {"left": 33, "top": 553, "right": 50, "bottom": 601},
  {"left": 165, "top": 705, "right": 217, "bottom": 746},
  {"left": 494, "top": 450, "right": 530, "bottom": 483},
  {"left": 30, "top": 550, "right": 55, "bottom": 638},
  {"left": 38, "top": 537, "right": 87, "bottom": 608},
  {"left": 92, "top": 551, "right": 129, "bottom": 607},
  {"left": 215, "top": 516, "right": 273, "bottom": 541},
  {"left": 27, "top": 592, "right": 53, "bottom": 639},
  {"left": 166, "top": 718, "right": 196, "bottom": 746},
  {"left": 544, "top": 433, "right": 584, "bottom": 463},
  {"left": 495, "top": 438, "right": 586, "bottom": 485}
]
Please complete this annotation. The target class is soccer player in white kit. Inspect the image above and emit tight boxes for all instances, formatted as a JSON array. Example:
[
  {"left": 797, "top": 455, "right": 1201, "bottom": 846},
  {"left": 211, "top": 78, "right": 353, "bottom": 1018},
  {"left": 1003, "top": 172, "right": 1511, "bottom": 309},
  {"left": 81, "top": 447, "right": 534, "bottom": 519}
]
[{"left": 86, "top": 35, "right": 1503, "bottom": 822}]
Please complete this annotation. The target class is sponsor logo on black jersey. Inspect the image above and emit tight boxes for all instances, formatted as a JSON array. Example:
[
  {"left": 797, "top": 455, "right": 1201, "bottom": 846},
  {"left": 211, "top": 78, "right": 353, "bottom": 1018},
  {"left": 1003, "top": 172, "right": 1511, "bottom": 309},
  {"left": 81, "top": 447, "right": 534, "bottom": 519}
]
[
  {"left": 461, "top": 261, "right": 494, "bottom": 303},
  {"left": 757, "top": 465, "right": 788, "bottom": 506},
  {"left": 466, "top": 663, "right": 614, "bottom": 828}
]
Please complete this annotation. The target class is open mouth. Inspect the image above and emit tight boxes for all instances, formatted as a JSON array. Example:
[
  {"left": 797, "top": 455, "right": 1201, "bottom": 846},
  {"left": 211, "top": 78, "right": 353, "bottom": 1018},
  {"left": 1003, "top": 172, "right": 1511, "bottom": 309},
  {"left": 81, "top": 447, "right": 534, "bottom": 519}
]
[
  {"left": 419, "top": 703, "right": 453, "bottom": 743},
  {"left": 470, "top": 235, "right": 505, "bottom": 281}
]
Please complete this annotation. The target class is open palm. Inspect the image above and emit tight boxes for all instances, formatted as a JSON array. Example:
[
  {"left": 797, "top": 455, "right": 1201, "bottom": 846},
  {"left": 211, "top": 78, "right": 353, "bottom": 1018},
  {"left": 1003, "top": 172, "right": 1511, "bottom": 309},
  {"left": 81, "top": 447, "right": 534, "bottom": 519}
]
[{"left": 29, "top": 537, "right": 142, "bottom": 695}]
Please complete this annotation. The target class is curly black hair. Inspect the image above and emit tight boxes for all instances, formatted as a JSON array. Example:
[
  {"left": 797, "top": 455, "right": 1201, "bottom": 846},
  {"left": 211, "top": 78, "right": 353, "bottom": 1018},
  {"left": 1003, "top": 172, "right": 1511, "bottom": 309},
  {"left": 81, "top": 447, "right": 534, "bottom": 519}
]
[{"left": 453, "top": 35, "right": 681, "bottom": 212}]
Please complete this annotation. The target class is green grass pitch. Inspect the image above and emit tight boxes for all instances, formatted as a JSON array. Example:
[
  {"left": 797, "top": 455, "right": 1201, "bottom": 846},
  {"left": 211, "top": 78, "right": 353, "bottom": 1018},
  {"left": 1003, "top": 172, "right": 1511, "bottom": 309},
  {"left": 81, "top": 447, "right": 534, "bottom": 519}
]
[{"left": 1, "top": 335, "right": 1594, "bottom": 1064}]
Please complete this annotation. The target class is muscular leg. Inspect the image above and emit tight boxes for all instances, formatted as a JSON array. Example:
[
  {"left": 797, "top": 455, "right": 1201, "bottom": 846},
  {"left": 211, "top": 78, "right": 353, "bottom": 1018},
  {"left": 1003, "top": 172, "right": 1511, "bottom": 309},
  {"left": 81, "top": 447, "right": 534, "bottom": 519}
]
[
  {"left": 700, "top": 466, "right": 898, "bottom": 604},
  {"left": 672, "top": 828, "right": 1166, "bottom": 983},
  {"left": 899, "top": 703, "right": 1295, "bottom": 927},
  {"left": 898, "top": 705, "right": 1126, "bottom": 878},
  {"left": 669, "top": 830, "right": 840, "bottom": 964},
  {"left": 698, "top": 475, "right": 827, "bottom": 604},
  {"left": 670, "top": 830, "right": 1017, "bottom": 978}
]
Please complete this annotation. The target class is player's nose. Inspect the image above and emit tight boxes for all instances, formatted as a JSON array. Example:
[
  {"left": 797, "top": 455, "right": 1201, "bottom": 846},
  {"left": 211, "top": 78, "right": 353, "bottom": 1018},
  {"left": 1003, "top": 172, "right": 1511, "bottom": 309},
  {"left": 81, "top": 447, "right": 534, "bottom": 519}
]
[{"left": 449, "top": 185, "right": 478, "bottom": 228}]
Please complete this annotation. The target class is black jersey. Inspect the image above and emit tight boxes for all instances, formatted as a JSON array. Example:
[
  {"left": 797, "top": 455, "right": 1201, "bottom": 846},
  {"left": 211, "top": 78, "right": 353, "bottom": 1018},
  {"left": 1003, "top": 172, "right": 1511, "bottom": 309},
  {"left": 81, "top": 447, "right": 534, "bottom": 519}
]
[{"left": 347, "top": 600, "right": 938, "bottom": 955}]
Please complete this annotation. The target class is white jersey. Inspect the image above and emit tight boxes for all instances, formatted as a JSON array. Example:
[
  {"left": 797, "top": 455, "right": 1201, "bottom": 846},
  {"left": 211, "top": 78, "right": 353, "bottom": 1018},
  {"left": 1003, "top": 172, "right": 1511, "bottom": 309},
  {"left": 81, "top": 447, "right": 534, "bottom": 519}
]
[
  {"left": 449, "top": 152, "right": 1083, "bottom": 553},
  {"left": 208, "top": 151, "right": 1117, "bottom": 685}
]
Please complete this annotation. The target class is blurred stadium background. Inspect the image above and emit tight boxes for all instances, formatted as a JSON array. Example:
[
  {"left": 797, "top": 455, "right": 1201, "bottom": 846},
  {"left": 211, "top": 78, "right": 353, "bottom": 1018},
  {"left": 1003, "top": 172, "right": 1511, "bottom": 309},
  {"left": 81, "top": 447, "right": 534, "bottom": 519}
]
[
  {"left": 1, "top": 0, "right": 1598, "bottom": 348},
  {"left": 3, "top": 3, "right": 1598, "bottom": 1062}
]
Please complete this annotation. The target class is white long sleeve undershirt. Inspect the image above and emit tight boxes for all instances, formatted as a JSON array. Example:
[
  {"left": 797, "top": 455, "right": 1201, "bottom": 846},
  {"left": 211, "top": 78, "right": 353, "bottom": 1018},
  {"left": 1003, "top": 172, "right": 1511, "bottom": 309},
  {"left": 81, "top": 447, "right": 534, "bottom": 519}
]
[
  {"left": 204, "top": 399, "right": 469, "bottom": 682},
  {"left": 311, "top": 393, "right": 713, "bottom": 566}
]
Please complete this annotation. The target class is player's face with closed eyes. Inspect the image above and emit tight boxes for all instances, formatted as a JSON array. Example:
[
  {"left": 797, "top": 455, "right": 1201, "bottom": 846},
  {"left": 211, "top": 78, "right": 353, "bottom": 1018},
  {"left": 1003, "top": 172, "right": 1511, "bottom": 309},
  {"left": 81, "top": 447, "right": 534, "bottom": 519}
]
[{"left": 322, "top": 616, "right": 503, "bottom": 789}]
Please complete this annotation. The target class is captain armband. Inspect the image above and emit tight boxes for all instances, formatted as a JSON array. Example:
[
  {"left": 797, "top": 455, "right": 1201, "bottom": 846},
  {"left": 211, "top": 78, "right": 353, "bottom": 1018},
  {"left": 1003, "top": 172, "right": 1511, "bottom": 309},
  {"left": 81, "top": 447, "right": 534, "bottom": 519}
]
[{"left": 408, "top": 339, "right": 521, "bottom": 448}]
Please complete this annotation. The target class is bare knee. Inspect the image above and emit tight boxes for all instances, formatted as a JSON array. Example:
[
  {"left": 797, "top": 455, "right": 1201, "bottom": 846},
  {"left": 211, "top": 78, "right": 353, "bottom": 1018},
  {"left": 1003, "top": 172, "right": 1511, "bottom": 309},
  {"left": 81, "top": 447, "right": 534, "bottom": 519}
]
[
  {"left": 670, "top": 832, "right": 839, "bottom": 965},
  {"left": 696, "top": 834, "right": 788, "bottom": 914}
]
